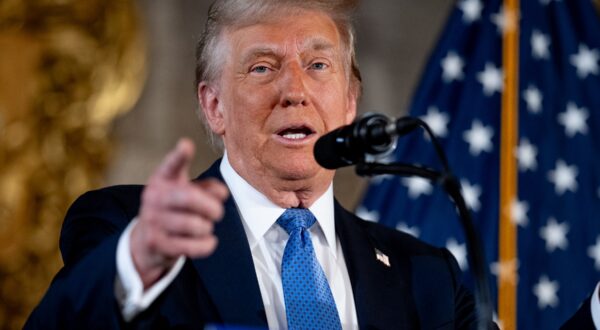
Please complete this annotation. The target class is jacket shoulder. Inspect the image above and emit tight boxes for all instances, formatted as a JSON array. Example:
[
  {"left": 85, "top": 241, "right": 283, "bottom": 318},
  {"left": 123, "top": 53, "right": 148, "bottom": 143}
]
[{"left": 60, "top": 184, "right": 145, "bottom": 265}]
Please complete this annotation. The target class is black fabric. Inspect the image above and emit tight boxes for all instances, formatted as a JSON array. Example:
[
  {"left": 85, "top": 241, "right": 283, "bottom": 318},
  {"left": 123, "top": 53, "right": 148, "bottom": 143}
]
[{"left": 560, "top": 297, "right": 595, "bottom": 330}]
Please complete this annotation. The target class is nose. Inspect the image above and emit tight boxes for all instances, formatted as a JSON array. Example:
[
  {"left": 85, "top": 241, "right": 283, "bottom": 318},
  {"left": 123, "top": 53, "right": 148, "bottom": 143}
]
[{"left": 279, "top": 64, "right": 308, "bottom": 108}]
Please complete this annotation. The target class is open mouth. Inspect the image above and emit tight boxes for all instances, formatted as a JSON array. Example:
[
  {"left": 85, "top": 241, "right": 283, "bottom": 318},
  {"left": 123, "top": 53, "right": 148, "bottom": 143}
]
[{"left": 276, "top": 125, "right": 316, "bottom": 141}]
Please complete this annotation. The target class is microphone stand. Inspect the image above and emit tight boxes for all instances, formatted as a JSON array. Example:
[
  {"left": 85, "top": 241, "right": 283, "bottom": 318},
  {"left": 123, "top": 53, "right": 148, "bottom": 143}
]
[{"left": 354, "top": 118, "right": 495, "bottom": 330}]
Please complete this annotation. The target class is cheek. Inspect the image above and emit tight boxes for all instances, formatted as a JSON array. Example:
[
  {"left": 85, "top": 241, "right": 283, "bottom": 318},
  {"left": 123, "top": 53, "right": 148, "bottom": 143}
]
[
  {"left": 306, "top": 75, "right": 354, "bottom": 125},
  {"left": 233, "top": 82, "right": 278, "bottom": 114},
  {"left": 223, "top": 92, "right": 272, "bottom": 143},
  {"left": 319, "top": 91, "right": 352, "bottom": 129}
]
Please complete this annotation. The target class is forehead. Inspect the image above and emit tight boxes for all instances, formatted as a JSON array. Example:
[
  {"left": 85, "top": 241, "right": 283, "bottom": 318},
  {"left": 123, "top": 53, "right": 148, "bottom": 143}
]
[{"left": 223, "top": 10, "right": 343, "bottom": 58}]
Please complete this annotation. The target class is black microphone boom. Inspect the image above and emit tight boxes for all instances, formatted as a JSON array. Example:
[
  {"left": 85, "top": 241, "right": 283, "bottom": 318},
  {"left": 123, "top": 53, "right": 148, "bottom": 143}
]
[{"left": 314, "top": 113, "right": 420, "bottom": 169}]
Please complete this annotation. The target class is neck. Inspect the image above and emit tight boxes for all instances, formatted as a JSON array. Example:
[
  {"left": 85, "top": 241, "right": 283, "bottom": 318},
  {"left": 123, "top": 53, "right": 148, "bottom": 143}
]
[
  {"left": 251, "top": 176, "right": 332, "bottom": 209},
  {"left": 227, "top": 160, "right": 334, "bottom": 209}
]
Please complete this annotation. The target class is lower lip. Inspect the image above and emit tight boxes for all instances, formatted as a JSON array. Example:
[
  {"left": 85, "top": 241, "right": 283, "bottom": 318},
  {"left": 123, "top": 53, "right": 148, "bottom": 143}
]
[{"left": 272, "top": 133, "right": 316, "bottom": 146}]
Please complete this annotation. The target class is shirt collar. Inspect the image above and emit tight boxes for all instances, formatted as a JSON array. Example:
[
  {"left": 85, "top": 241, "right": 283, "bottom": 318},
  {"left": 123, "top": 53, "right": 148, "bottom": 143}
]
[{"left": 219, "top": 152, "right": 337, "bottom": 257}]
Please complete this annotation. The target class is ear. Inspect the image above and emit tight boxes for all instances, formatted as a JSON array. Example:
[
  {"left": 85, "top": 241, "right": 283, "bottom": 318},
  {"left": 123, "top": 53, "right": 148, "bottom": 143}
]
[{"left": 198, "top": 82, "right": 225, "bottom": 135}]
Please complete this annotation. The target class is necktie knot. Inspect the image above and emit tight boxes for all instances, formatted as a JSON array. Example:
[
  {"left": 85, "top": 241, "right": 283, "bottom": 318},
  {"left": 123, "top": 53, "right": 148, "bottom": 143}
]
[{"left": 276, "top": 208, "right": 316, "bottom": 234}]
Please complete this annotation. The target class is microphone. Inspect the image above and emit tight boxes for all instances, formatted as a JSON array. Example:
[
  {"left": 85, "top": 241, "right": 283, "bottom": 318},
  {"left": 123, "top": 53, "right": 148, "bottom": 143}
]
[{"left": 314, "top": 113, "right": 420, "bottom": 169}]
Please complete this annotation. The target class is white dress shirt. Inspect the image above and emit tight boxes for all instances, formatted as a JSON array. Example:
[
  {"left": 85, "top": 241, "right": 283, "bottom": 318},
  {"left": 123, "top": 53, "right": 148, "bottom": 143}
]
[{"left": 116, "top": 153, "right": 359, "bottom": 329}]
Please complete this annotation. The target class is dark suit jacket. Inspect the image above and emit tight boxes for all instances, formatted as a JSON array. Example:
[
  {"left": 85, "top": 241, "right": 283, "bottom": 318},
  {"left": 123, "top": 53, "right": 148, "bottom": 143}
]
[
  {"left": 560, "top": 297, "right": 595, "bottom": 329},
  {"left": 26, "top": 160, "right": 478, "bottom": 329}
]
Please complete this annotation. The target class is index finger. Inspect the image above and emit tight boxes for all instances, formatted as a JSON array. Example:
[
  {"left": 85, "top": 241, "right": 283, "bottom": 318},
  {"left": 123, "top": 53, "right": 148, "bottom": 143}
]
[{"left": 154, "top": 138, "right": 195, "bottom": 181}]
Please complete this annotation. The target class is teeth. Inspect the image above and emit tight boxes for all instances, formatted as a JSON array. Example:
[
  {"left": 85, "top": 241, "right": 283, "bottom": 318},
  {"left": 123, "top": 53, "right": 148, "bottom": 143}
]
[{"left": 282, "top": 133, "right": 307, "bottom": 140}]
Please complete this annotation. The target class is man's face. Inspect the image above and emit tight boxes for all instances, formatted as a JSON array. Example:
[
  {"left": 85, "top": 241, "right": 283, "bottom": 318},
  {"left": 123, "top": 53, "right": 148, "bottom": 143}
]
[{"left": 202, "top": 10, "right": 357, "bottom": 190}]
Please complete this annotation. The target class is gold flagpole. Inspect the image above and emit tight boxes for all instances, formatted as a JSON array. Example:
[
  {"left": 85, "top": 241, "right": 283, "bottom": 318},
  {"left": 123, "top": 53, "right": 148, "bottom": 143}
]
[{"left": 499, "top": 0, "right": 520, "bottom": 328}]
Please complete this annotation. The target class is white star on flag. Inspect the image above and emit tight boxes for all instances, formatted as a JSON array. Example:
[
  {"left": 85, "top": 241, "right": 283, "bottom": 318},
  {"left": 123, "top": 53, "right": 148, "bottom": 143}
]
[
  {"left": 490, "top": 259, "right": 520, "bottom": 285},
  {"left": 355, "top": 206, "right": 379, "bottom": 222},
  {"left": 421, "top": 107, "right": 450, "bottom": 138},
  {"left": 547, "top": 159, "right": 578, "bottom": 195},
  {"left": 491, "top": 6, "right": 518, "bottom": 34},
  {"left": 460, "top": 179, "right": 481, "bottom": 212},
  {"left": 515, "top": 138, "right": 538, "bottom": 172},
  {"left": 458, "top": 0, "right": 483, "bottom": 23},
  {"left": 477, "top": 63, "right": 504, "bottom": 96},
  {"left": 368, "top": 155, "right": 396, "bottom": 183},
  {"left": 446, "top": 238, "right": 468, "bottom": 270},
  {"left": 441, "top": 51, "right": 465, "bottom": 82},
  {"left": 588, "top": 237, "right": 600, "bottom": 271},
  {"left": 570, "top": 44, "right": 599, "bottom": 78},
  {"left": 510, "top": 198, "right": 529, "bottom": 227},
  {"left": 402, "top": 177, "right": 433, "bottom": 199},
  {"left": 463, "top": 120, "right": 494, "bottom": 156},
  {"left": 396, "top": 222, "right": 421, "bottom": 238},
  {"left": 369, "top": 174, "right": 394, "bottom": 185},
  {"left": 539, "top": 217, "right": 569, "bottom": 252},
  {"left": 531, "top": 30, "right": 551, "bottom": 59},
  {"left": 533, "top": 275, "right": 560, "bottom": 309},
  {"left": 558, "top": 102, "right": 589, "bottom": 137},
  {"left": 523, "top": 85, "right": 543, "bottom": 114}
]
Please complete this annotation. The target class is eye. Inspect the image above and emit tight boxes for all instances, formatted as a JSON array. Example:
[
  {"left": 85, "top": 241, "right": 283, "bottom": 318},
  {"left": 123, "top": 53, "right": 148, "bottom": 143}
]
[
  {"left": 310, "top": 62, "right": 328, "bottom": 70},
  {"left": 251, "top": 65, "right": 271, "bottom": 74}
]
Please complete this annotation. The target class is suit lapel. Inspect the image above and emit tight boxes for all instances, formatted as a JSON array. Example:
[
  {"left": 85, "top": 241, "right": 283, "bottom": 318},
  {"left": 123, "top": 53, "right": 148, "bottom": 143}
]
[
  {"left": 191, "top": 161, "right": 267, "bottom": 327},
  {"left": 335, "top": 201, "right": 419, "bottom": 329}
]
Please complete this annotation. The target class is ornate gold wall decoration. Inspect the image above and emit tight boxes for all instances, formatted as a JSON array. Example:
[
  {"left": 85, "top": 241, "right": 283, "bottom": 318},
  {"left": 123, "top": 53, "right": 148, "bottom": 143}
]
[{"left": 0, "top": 0, "right": 145, "bottom": 328}]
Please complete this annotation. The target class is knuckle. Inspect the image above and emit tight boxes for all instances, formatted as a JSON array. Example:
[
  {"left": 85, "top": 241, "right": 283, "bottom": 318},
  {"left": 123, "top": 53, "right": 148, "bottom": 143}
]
[
  {"left": 178, "top": 218, "right": 193, "bottom": 235},
  {"left": 145, "top": 230, "right": 160, "bottom": 251},
  {"left": 196, "top": 220, "right": 212, "bottom": 236},
  {"left": 142, "top": 186, "right": 163, "bottom": 207}
]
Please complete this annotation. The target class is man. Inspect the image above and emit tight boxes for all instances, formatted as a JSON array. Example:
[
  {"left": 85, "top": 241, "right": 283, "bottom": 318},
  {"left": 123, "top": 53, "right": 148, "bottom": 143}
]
[{"left": 26, "top": 1, "right": 482, "bottom": 329}]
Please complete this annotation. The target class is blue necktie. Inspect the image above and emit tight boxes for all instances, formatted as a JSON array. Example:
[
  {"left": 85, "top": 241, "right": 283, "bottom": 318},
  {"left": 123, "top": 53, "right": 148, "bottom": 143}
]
[{"left": 277, "top": 208, "right": 342, "bottom": 330}]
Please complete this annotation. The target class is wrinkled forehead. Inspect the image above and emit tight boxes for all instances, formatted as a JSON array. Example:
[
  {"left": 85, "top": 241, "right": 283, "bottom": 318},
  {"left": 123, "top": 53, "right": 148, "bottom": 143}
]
[{"left": 221, "top": 9, "right": 343, "bottom": 61}]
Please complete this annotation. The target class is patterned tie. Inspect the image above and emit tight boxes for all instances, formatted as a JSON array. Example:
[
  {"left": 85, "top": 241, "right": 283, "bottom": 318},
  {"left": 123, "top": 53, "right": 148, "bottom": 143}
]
[{"left": 277, "top": 208, "right": 342, "bottom": 330}]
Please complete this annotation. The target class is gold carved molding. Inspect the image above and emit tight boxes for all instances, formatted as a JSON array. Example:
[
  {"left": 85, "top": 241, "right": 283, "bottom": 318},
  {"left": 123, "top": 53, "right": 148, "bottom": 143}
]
[{"left": 0, "top": 0, "right": 145, "bottom": 328}]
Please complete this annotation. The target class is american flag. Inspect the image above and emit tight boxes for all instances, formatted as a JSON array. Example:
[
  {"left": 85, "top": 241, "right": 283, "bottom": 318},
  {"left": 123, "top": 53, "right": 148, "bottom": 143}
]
[{"left": 357, "top": 0, "right": 600, "bottom": 328}]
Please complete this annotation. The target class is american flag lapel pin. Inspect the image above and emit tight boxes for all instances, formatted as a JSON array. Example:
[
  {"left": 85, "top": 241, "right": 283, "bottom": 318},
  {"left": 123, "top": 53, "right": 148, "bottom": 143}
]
[{"left": 375, "top": 248, "right": 390, "bottom": 267}]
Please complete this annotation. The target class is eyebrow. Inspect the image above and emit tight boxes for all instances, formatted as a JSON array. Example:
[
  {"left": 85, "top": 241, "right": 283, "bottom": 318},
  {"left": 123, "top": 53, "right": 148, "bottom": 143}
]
[
  {"left": 239, "top": 47, "right": 282, "bottom": 65},
  {"left": 239, "top": 37, "right": 339, "bottom": 65},
  {"left": 303, "top": 37, "right": 337, "bottom": 53}
]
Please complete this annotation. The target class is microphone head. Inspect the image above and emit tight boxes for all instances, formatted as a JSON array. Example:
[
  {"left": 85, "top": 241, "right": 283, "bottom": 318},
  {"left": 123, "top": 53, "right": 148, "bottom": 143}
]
[
  {"left": 313, "top": 125, "right": 355, "bottom": 169},
  {"left": 314, "top": 113, "right": 394, "bottom": 169}
]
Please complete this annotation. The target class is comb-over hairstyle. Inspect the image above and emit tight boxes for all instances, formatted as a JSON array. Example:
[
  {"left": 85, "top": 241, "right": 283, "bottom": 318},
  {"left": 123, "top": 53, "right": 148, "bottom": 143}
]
[{"left": 195, "top": 0, "right": 361, "bottom": 89}]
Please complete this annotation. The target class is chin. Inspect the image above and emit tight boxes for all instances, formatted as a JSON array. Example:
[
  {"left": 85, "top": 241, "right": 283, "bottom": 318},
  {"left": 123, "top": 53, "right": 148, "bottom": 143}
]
[{"left": 272, "top": 158, "right": 323, "bottom": 181}]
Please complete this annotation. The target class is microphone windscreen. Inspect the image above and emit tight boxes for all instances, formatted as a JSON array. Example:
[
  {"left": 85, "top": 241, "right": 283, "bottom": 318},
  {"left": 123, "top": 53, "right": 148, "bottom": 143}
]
[{"left": 313, "top": 132, "right": 350, "bottom": 169}]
